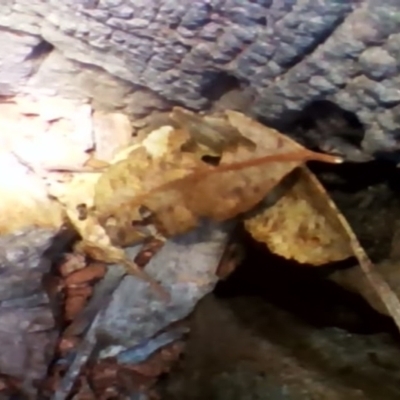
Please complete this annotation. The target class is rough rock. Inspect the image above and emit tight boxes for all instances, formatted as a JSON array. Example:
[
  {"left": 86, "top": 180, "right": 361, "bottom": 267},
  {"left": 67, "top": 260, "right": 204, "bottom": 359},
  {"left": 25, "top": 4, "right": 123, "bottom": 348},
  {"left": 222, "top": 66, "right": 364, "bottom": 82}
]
[
  {"left": 52, "top": 220, "right": 233, "bottom": 400},
  {"left": 0, "top": 0, "right": 399, "bottom": 157},
  {"left": 0, "top": 227, "right": 59, "bottom": 397},
  {"left": 160, "top": 295, "right": 400, "bottom": 400},
  {"left": 0, "top": 95, "right": 136, "bottom": 236}
]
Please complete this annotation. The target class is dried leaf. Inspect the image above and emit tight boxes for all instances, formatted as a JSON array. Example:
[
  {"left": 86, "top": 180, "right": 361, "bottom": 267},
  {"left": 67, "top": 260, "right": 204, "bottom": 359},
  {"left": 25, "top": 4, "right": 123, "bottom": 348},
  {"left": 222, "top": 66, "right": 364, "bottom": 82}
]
[
  {"left": 64, "top": 285, "right": 94, "bottom": 323},
  {"left": 334, "top": 210, "right": 400, "bottom": 333},
  {"left": 329, "top": 267, "right": 387, "bottom": 315},
  {"left": 244, "top": 165, "right": 400, "bottom": 332},
  {"left": 244, "top": 166, "right": 354, "bottom": 265},
  {"left": 216, "top": 243, "right": 245, "bottom": 280}
]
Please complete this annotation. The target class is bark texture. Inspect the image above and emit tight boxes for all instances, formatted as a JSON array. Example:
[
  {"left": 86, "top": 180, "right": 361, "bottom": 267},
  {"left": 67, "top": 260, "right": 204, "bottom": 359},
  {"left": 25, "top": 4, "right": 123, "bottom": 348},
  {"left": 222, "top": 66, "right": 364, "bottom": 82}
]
[{"left": 1, "top": 0, "right": 400, "bottom": 154}]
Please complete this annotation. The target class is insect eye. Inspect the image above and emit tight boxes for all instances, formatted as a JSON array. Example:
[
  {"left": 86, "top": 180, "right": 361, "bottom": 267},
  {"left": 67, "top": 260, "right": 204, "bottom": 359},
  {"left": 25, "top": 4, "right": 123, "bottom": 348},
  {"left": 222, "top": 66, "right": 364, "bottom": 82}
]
[{"left": 138, "top": 205, "right": 152, "bottom": 219}]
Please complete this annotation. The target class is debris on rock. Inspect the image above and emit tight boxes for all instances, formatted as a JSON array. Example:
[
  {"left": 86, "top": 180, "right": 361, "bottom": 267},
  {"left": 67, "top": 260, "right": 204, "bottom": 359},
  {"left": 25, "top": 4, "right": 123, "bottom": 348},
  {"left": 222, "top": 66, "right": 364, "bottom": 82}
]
[
  {"left": 61, "top": 261, "right": 106, "bottom": 322},
  {"left": 51, "top": 220, "right": 233, "bottom": 400}
]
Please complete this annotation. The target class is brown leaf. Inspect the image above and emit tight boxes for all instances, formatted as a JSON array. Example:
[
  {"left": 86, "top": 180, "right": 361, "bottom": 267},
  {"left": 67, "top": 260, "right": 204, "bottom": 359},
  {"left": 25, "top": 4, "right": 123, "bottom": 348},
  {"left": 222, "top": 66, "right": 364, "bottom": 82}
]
[
  {"left": 64, "top": 286, "right": 93, "bottom": 321},
  {"left": 0, "top": 97, "right": 117, "bottom": 236},
  {"left": 244, "top": 166, "right": 354, "bottom": 265},
  {"left": 64, "top": 263, "right": 106, "bottom": 286},
  {"left": 65, "top": 286, "right": 93, "bottom": 298},
  {"left": 216, "top": 243, "right": 245, "bottom": 280},
  {"left": 329, "top": 267, "right": 386, "bottom": 315},
  {"left": 244, "top": 165, "right": 400, "bottom": 332},
  {"left": 333, "top": 209, "right": 400, "bottom": 332}
]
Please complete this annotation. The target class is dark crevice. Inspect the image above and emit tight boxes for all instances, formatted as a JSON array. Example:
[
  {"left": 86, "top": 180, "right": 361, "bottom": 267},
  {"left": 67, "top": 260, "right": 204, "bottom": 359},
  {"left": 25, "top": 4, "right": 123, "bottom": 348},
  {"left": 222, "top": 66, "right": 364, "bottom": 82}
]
[
  {"left": 199, "top": 71, "right": 242, "bottom": 103},
  {"left": 214, "top": 158, "right": 400, "bottom": 337},
  {"left": 309, "top": 158, "right": 400, "bottom": 193},
  {"left": 24, "top": 39, "right": 54, "bottom": 61},
  {"left": 313, "top": 160, "right": 400, "bottom": 263},
  {"left": 277, "top": 99, "right": 368, "bottom": 162},
  {"left": 255, "top": 15, "right": 267, "bottom": 26},
  {"left": 214, "top": 227, "right": 397, "bottom": 336},
  {"left": 296, "top": 100, "right": 364, "bottom": 143}
]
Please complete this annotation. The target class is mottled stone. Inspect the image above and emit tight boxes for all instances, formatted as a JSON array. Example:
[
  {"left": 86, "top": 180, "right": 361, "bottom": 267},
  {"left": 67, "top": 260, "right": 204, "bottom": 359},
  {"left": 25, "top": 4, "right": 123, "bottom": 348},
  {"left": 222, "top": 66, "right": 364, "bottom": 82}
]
[
  {"left": 53, "top": 221, "right": 233, "bottom": 400},
  {"left": 359, "top": 47, "right": 398, "bottom": 80},
  {"left": 0, "top": 228, "right": 59, "bottom": 396},
  {"left": 1, "top": 0, "right": 400, "bottom": 156},
  {"left": 159, "top": 296, "right": 400, "bottom": 400}
]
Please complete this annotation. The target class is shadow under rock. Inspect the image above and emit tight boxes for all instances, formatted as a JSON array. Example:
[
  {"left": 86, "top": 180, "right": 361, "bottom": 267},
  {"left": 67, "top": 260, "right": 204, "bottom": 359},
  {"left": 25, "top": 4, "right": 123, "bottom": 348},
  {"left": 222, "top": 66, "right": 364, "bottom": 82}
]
[{"left": 158, "top": 229, "right": 400, "bottom": 400}]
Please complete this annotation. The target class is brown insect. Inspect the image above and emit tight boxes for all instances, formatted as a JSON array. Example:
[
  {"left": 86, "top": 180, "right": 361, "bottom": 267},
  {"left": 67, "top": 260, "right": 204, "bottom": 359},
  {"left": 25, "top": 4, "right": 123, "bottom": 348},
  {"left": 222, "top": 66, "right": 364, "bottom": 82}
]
[{"left": 71, "top": 109, "right": 342, "bottom": 300}]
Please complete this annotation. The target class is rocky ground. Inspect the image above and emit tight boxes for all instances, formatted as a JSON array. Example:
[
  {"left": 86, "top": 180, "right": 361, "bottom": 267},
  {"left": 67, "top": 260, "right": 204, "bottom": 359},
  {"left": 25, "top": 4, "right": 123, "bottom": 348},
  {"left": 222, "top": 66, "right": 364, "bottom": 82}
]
[
  {"left": 157, "top": 160, "right": 400, "bottom": 400},
  {"left": 0, "top": 1, "right": 400, "bottom": 399}
]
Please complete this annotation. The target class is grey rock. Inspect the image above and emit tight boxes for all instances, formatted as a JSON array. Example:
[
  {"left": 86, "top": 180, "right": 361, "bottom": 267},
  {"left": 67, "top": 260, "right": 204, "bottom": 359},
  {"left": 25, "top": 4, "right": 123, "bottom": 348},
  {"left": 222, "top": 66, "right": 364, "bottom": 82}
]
[
  {"left": 359, "top": 47, "right": 398, "bottom": 80},
  {"left": 159, "top": 296, "right": 400, "bottom": 400},
  {"left": 109, "top": 6, "right": 134, "bottom": 19},
  {"left": 116, "top": 326, "right": 189, "bottom": 365},
  {"left": 53, "top": 221, "right": 233, "bottom": 400},
  {"left": 0, "top": 228, "right": 59, "bottom": 397},
  {"left": 2, "top": 0, "right": 400, "bottom": 157},
  {"left": 99, "top": 220, "right": 232, "bottom": 351},
  {"left": 0, "top": 229, "right": 55, "bottom": 301}
]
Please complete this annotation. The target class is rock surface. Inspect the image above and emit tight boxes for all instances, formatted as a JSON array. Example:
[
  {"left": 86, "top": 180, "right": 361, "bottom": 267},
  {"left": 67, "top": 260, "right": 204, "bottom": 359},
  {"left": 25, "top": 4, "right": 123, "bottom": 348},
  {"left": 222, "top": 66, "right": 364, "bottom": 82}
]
[
  {"left": 0, "top": 0, "right": 400, "bottom": 156},
  {"left": 2, "top": 1, "right": 400, "bottom": 396},
  {"left": 160, "top": 295, "right": 400, "bottom": 400},
  {"left": 1, "top": 0, "right": 400, "bottom": 157},
  {"left": 0, "top": 95, "right": 135, "bottom": 236},
  {"left": 52, "top": 220, "right": 232, "bottom": 400},
  {"left": 0, "top": 228, "right": 59, "bottom": 397}
]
